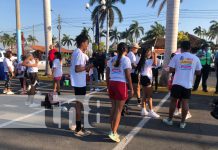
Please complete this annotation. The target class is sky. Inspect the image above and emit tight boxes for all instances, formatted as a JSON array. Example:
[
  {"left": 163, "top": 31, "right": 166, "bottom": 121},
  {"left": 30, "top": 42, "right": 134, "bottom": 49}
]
[{"left": 0, "top": 0, "right": 218, "bottom": 49}]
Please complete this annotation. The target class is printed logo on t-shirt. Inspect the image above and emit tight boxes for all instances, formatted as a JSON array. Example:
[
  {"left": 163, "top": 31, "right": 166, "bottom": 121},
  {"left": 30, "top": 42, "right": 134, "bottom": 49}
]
[
  {"left": 180, "top": 56, "right": 193, "bottom": 70},
  {"left": 112, "top": 67, "right": 122, "bottom": 73}
]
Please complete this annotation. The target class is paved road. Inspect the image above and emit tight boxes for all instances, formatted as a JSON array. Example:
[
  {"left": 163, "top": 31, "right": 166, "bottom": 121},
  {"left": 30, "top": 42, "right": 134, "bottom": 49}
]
[{"left": 0, "top": 79, "right": 217, "bottom": 150}]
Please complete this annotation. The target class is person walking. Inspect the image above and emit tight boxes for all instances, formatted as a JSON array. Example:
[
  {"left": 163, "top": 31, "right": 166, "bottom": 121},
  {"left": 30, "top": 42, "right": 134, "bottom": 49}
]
[
  {"left": 193, "top": 44, "right": 212, "bottom": 92},
  {"left": 16, "top": 55, "right": 27, "bottom": 94},
  {"left": 52, "top": 52, "right": 63, "bottom": 95},
  {"left": 3, "top": 51, "right": 15, "bottom": 95},
  {"left": 22, "top": 53, "right": 40, "bottom": 107},
  {"left": 48, "top": 45, "right": 57, "bottom": 69},
  {"left": 96, "top": 51, "right": 106, "bottom": 81},
  {"left": 163, "top": 41, "right": 202, "bottom": 128},
  {"left": 106, "top": 42, "right": 134, "bottom": 142},
  {"left": 70, "top": 34, "right": 92, "bottom": 136},
  {"left": 135, "top": 48, "right": 160, "bottom": 118}
]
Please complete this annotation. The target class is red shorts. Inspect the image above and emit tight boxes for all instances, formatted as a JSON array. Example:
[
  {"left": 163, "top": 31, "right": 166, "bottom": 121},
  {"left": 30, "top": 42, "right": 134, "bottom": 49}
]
[
  {"left": 54, "top": 76, "right": 62, "bottom": 81},
  {"left": 109, "top": 81, "right": 128, "bottom": 101}
]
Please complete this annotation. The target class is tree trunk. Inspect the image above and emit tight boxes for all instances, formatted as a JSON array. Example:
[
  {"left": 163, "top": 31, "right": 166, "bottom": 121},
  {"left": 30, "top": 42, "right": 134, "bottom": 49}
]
[{"left": 159, "top": 0, "right": 180, "bottom": 86}]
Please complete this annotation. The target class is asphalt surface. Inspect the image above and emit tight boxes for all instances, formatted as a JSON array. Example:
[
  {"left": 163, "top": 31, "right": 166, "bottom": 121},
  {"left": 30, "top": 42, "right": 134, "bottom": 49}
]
[{"left": 0, "top": 79, "right": 217, "bottom": 150}]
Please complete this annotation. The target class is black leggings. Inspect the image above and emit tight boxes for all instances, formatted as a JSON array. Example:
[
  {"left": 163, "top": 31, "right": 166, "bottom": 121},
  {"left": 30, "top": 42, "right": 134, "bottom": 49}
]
[
  {"left": 98, "top": 67, "right": 104, "bottom": 81},
  {"left": 29, "top": 73, "right": 38, "bottom": 95},
  {"left": 4, "top": 72, "right": 12, "bottom": 89}
]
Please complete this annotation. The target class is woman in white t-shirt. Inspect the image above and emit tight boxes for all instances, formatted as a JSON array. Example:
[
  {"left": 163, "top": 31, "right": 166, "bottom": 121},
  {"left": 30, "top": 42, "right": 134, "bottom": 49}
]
[
  {"left": 135, "top": 48, "right": 160, "bottom": 118},
  {"left": 52, "top": 52, "right": 63, "bottom": 95},
  {"left": 3, "top": 51, "right": 15, "bottom": 95},
  {"left": 22, "top": 53, "right": 39, "bottom": 107},
  {"left": 106, "top": 42, "right": 134, "bottom": 143}
]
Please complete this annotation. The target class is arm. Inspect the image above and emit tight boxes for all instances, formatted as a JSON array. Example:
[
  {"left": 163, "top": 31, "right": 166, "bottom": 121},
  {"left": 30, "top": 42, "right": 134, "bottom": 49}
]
[
  {"left": 152, "top": 52, "right": 157, "bottom": 66},
  {"left": 106, "top": 67, "right": 110, "bottom": 89},
  {"left": 125, "top": 68, "right": 134, "bottom": 97}
]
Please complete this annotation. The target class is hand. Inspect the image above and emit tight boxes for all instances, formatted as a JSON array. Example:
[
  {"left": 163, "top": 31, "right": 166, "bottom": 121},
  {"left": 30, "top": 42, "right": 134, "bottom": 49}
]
[{"left": 128, "top": 89, "right": 134, "bottom": 98}]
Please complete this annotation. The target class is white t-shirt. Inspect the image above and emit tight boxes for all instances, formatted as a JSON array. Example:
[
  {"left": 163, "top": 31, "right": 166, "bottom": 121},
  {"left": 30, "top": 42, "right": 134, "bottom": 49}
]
[
  {"left": 3, "top": 58, "right": 14, "bottom": 72},
  {"left": 127, "top": 51, "right": 137, "bottom": 73},
  {"left": 141, "top": 59, "right": 153, "bottom": 80},
  {"left": 108, "top": 55, "right": 131, "bottom": 83},
  {"left": 70, "top": 48, "right": 88, "bottom": 87},
  {"left": 169, "top": 52, "right": 202, "bottom": 89},
  {"left": 52, "top": 59, "right": 63, "bottom": 77},
  {"left": 27, "top": 59, "right": 38, "bottom": 73},
  {"left": 16, "top": 61, "right": 26, "bottom": 75},
  {"left": 136, "top": 54, "right": 141, "bottom": 64}
]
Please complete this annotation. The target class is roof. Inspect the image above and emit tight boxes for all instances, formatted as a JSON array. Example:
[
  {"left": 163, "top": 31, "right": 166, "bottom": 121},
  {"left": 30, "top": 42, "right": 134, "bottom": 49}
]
[{"left": 31, "top": 45, "right": 73, "bottom": 53}]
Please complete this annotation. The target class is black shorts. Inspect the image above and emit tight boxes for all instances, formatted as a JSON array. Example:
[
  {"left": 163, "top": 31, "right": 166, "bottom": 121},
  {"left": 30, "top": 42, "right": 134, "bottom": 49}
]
[
  {"left": 74, "top": 87, "right": 86, "bottom": 95},
  {"left": 131, "top": 73, "right": 139, "bottom": 84},
  {"left": 140, "top": 76, "right": 151, "bottom": 87},
  {"left": 171, "top": 85, "right": 191, "bottom": 99}
]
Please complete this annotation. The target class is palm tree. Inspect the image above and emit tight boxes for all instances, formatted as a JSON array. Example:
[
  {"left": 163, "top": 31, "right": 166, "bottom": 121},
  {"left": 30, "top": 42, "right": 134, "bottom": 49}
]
[
  {"left": 27, "top": 35, "right": 38, "bottom": 46},
  {"left": 129, "top": 20, "right": 144, "bottom": 43},
  {"left": 52, "top": 35, "right": 57, "bottom": 45},
  {"left": 90, "top": 0, "right": 125, "bottom": 28},
  {"left": 80, "top": 27, "right": 92, "bottom": 42},
  {"left": 209, "top": 20, "right": 218, "bottom": 44},
  {"left": 147, "top": 0, "right": 183, "bottom": 16},
  {"left": 147, "top": 0, "right": 181, "bottom": 85},
  {"left": 142, "top": 21, "right": 165, "bottom": 41},
  {"left": 0, "top": 33, "right": 10, "bottom": 48},
  {"left": 109, "top": 27, "right": 121, "bottom": 44},
  {"left": 193, "top": 26, "right": 203, "bottom": 38},
  {"left": 121, "top": 28, "right": 132, "bottom": 44},
  {"left": 61, "top": 34, "right": 74, "bottom": 50},
  {"left": 202, "top": 28, "right": 209, "bottom": 40}
]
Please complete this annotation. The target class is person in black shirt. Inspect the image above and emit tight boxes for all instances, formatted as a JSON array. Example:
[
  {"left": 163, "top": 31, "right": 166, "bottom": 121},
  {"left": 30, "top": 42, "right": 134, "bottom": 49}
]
[{"left": 96, "top": 51, "right": 106, "bottom": 81}]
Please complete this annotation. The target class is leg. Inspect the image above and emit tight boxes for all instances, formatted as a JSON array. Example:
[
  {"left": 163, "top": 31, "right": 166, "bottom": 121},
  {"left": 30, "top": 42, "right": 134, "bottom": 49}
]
[
  {"left": 110, "top": 100, "right": 116, "bottom": 130},
  {"left": 53, "top": 80, "right": 57, "bottom": 92},
  {"left": 75, "top": 101, "right": 82, "bottom": 130},
  {"left": 181, "top": 99, "right": 189, "bottom": 123},
  {"left": 112, "top": 100, "right": 126, "bottom": 133},
  {"left": 168, "top": 98, "right": 178, "bottom": 119},
  {"left": 137, "top": 81, "right": 141, "bottom": 99},
  {"left": 193, "top": 72, "right": 202, "bottom": 90},
  {"left": 57, "top": 80, "right": 60, "bottom": 93},
  {"left": 202, "top": 65, "right": 210, "bottom": 91}
]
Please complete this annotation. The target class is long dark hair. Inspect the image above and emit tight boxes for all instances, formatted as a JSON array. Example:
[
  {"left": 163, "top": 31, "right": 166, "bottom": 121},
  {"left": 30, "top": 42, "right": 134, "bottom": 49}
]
[
  {"left": 55, "top": 52, "right": 62, "bottom": 61},
  {"left": 135, "top": 48, "right": 151, "bottom": 73},
  {"left": 114, "top": 42, "right": 128, "bottom": 67}
]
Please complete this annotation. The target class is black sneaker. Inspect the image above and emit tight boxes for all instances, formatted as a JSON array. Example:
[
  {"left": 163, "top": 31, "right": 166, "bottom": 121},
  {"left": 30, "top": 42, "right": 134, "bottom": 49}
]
[
  {"left": 203, "top": 89, "right": 208, "bottom": 92},
  {"left": 137, "top": 99, "right": 141, "bottom": 107},
  {"left": 192, "top": 88, "right": 197, "bottom": 91}
]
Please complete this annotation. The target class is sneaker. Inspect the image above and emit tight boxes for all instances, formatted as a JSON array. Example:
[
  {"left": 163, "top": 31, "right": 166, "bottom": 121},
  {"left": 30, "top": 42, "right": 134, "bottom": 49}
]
[
  {"left": 95, "top": 88, "right": 101, "bottom": 92},
  {"left": 163, "top": 118, "right": 173, "bottom": 126},
  {"left": 25, "top": 101, "right": 30, "bottom": 106},
  {"left": 74, "top": 128, "right": 91, "bottom": 137},
  {"left": 3, "top": 90, "right": 7, "bottom": 94},
  {"left": 148, "top": 110, "right": 160, "bottom": 118},
  {"left": 137, "top": 99, "right": 141, "bottom": 108},
  {"left": 186, "top": 113, "right": 192, "bottom": 120},
  {"left": 6, "top": 91, "right": 14, "bottom": 95},
  {"left": 203, "top": 89, "right": 208, "bottom": 92},
  {"left": 27, "top": 85, "right": 31, "bottom": 91},
  {"left": 108, "top": 132, "right": 120, "bottom": 143},
  {"left": 29, "top": 103, "right": 40, "bottom": 108},
  {"left": 141, "top": 108, "right": 149, "bottom": 116},
  {"left": 33, "top": 80, "right": 38, "bottom": 86},
  {"left": 109, "top": 131, "right": 120, "bottom": 138},
  {"left": 174, "top": 109, "right": 181, "bottom": 116},
  {"left": 90, "top": 88, "right": 94, "bottom": 92},
  {"left": 121, "top": 105, "right": 129, "bottom": 116},
  {"left": 69, "top": 125, "right": 76, "bottom": 131},
  {"left": 180, "top": 122, "right": 186, "bottom": 129}
]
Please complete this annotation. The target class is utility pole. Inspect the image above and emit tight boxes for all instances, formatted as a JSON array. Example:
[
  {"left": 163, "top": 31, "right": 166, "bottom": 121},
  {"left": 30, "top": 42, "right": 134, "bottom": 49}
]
[
  {"left": 15, "top": 0, "right": 22, "bottom": 62},
  {"left": 57, "top": 14, "right": 61, "bottom": 52},
  {"left": 43, "top": 0, "right": 52, "bottom": 75}
]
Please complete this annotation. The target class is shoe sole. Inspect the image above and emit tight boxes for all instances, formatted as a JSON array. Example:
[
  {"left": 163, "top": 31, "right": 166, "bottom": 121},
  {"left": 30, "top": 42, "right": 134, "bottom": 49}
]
[{"left": 108, "top": 134, "right": 120, "bottom": 143}]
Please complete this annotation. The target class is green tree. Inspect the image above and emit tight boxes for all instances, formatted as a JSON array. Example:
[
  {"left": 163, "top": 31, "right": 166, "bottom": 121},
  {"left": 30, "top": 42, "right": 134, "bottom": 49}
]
[
  {"left": 142, "top": 21, "right": 165, "bottom": 41},
  {"left": 129, "top": 20, "right": 144, "bottom": 43},
  {"left": 61, "top": 34, "right": 74, "bottom": 50},
  {"left": 27, "top": 35, "right": 38, "bottom": 46},
  {"left": 109, "top": 27, "right": 121, "bottom": 43},
  {"left": 209, "top": 20, "right": 218, "bottom": 44},
  {"left": 193, "top": 26, "right": 203, "bottom": 38},
  {"left": 177, "top": 31, "right": 189, "bottom": 46},
  {"left": 80, "top": 27, "right": 92, "bottom": 43},
  {"left": 121, "top": 28, "right": 133, "bottom": 44},
  {"left": 90, "top": 0, "right": 126, "bottom": 28}
]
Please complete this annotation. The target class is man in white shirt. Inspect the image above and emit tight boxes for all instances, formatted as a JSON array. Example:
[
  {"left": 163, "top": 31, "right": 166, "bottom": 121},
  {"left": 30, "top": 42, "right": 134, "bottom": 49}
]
[
  {"left": 163, "top": 41, "right": 202, "bottom": 129},
  {"left": 124, "top": 43, "right": 141, "bottom": 115},
  {"left": 70, "top": 34, "right": 92, "bottom": 136}
]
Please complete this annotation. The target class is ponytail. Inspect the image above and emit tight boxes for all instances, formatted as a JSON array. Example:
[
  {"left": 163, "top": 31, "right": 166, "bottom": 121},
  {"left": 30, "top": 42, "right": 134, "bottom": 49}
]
[
  {"left": 135, "top": 48, "right": 148, "bottom": 73},
  {"left": 114, "top": 42, "right": 127, "bottom": 67}
]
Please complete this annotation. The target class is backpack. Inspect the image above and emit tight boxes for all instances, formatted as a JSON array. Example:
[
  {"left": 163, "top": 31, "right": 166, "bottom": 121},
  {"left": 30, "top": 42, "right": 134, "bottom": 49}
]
[{"left": 41, "top": 92, "right": 59, "bottom": 109}]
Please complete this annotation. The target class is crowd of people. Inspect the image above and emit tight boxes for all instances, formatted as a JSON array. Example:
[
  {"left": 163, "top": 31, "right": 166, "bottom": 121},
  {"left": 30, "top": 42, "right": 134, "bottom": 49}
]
[{"left": 2, "top": 33, "right": 217, "bottom": 142}]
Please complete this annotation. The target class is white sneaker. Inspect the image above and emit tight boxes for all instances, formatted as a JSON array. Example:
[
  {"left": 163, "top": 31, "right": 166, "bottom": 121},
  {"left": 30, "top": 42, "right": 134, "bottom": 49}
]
[
  {"left": 141, "top": 108, "right": 149, "bottom": 116},
  {"left": 69, "top": 125, "right": 76, "bottom": 131},
  {"left": 180, "top": 122, "right": 187, "bottom": 129},
  {"left": 29, "top": 103, "right": 40, "bottom": 108},
  {"left": 6, "top": 91, "right": 14, "bottom": 95},
  {"left": 174, "top": 109, "right": 181, "bottom": 116},
  {"left": 33, "top": 80, "right": 38, "bottom": 86},
  {"left": 27, "top": 85, "right": 31, "bottom": 91},
  {"left": 148, "top": 110, "right": 160, "bottom": 118},
  {"left": 3, "top": 90, "right": 7, "bottom": 94},
  {"left": 90, "top": 88, "right": 94, "bottom": 92},
  {"left": 95, "top": 88, "right": 101, "bottom": 92},
  {"left": 25, "top": 101, "right": 30, "bottom": 106},
  {"left": 186, "top": 113, "right": 192, "bottom": 120}
]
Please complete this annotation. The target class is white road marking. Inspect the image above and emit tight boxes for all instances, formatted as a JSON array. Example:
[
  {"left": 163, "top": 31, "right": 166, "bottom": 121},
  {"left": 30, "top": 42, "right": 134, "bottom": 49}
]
[
  {"left": 2, "top": 104, "right": 18, "bottom": 108},
  {"left": 113, "top": 93, "right": 170, "bottom": 150},
  {"left": 0, "top": 87, "right": 107, "bottom": 128}
]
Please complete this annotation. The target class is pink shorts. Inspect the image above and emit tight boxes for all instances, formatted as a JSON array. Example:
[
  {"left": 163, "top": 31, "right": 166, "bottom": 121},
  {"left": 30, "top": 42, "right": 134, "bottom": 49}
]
[
  {"left": 109, "top": 81, "right": 128, "bottom": 101},
  {"left": 54, "top": 76, "right": 62, "bottom": 81}
]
